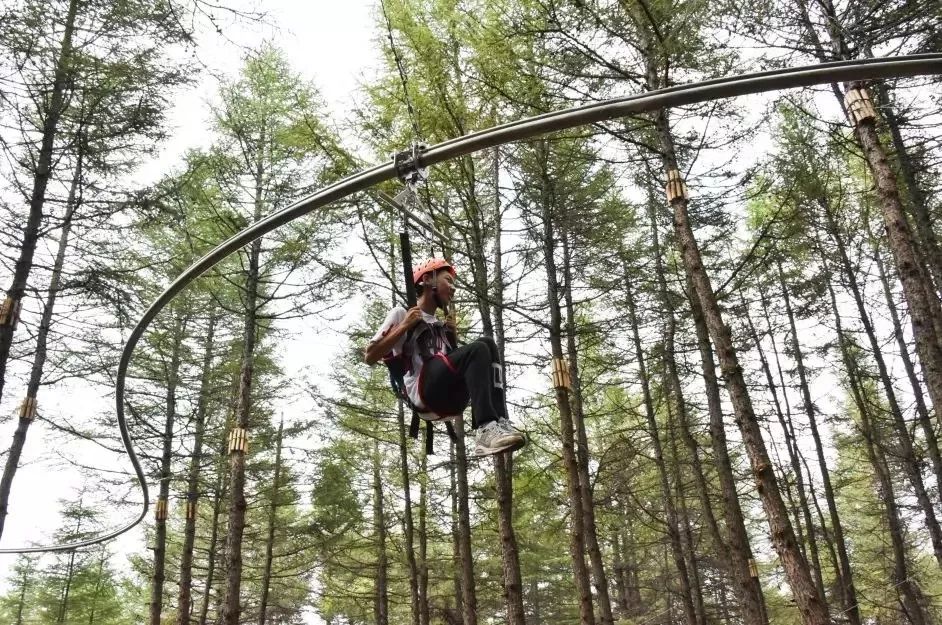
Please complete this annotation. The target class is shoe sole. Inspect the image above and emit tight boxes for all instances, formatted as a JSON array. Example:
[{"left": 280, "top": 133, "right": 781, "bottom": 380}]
[{"left": 472, "top": 436, "right": 527, "bottom": 458}]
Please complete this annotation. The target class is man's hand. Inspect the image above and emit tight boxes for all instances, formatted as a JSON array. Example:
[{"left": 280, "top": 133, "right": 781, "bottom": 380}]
[
  {"left": 444, "top": 311, "right": 457, "bottom": 334},
  {"left": 401, "top": 306, "right": 424, "bottom": 330}
]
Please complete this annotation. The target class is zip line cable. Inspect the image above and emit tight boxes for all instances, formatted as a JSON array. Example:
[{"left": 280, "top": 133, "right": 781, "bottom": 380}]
[{"left": 0, "top": 54, "right": 939, "bottom": 554}]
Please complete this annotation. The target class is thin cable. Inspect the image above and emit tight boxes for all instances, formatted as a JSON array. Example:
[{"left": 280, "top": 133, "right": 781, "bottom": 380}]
[
  {"left": 0, "top": 54, "right": 939, "bottom": 554},
  {"left": 380, "top": 0, "right": 422, "bottom": 140}
]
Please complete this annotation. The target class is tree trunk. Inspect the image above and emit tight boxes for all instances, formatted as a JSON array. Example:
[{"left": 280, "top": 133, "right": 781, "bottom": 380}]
[
  {"left": 178, "top": 313, "right": 218, "bottom": 625},
  {"left": 258, "top": 419, "right": 285, "bottom": 625},
  {"left": 0, "top": 153, "right": 81, "bottom": 539},
  {"left": 824, "top": 270, "right": 929, "bottom": 625},
  {"left": 656, "top": 104, "right": 828, "bottom": 622},
  {"left": 537, "top": 140, "right": 595, "bottom": 625},
  {"left": 454, "top": 419, "right": 478, "bottom": 625},
  {"left": 490, "top": 147, "right": 527, "bottom": 625},
  {"left": 418, "top": 452, "right": 430, "bottom": 625},
  {"left": 561, "top": 232, "right": 614, "bottom": 625},
  {"left": 397, "top": 400, "right": 421, "bottom": 625},
  {"left": 776, "top": 260, "right": 861, "bottom": 625},
  {"left": 151, "top": 311, "right": 186, "bottom": 625},
  {"left": 687, "top": 278, "right": 768, "bottom": 625},
  {"left": 0, "top": 0, "right": 79, "bottom": 407},
  {"left": 848, "top": 87, "right": 942, "bottom": 428},
  {"left": 623, "top": 270, "right": 698, "bottom": 625},
  {"left": 871, "top": 82, "right": 942, "bottom": 298},
  {"left": 221, "top": 139, "right": 267, "bottom": 622},
  {"left": 449, "top": 441, "right": 465, "bottom": 620},
  {"left": 373, "top": 440, "right": 389, "bottom": 625},
  {"left": 821, "top": 205, "right": 942, "bottom": 567},
  {"left": 873, "top": 244, "right": 942, "bottom": 492},
  {"left": 199, "top": 457, "right": 226, "bottom": 625},
  {"left": 748, "top": 288, "right": 824, "bottom": 597}
]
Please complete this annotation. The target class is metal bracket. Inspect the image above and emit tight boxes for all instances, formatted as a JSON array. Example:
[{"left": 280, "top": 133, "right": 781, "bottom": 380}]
[{"left": 393, "top": 143, "right": 428, "bottom": 187}]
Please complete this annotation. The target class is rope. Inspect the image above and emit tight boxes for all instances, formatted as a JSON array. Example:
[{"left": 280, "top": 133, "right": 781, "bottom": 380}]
[{"left": 379, "top": 0, "right": 422, "bottom": 140}]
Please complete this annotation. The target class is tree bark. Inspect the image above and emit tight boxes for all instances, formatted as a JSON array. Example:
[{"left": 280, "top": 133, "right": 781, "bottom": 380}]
[
  {"left": 776, "top": 260, "right": 861, "bottom": 625},
  {"left": 258, "top": 419, "right": 285, "bottom": 625},
  {"left": 849, "top": 92, "right": 942, "bottom": 430},
  {"left": 151, "top": 311, "right": 185, "bottom": 625},
  {"left": 821, "top": 205, "right": 942, "bottom": 567},
  {"left": 0, "top": 0, "right": 79, "bottom": 407},
  {"left": 687, "top": 279, "right": 768, "bottom": 625},
  {"left": 0, "top": 153, "right": 81, "bottom": 539},
  {"left": 397, "top": 399, "right": 421, "bottom": 625},
  {"left": 657, "top": 106, "right": 828, "bottom": 622},
  {"left": 872, "top": 244, "right": 942, "bottom": 496},
  {"left": 537, "top": 139, "right": 595, "bottom": 625},
  {"left": 198, "top": 457, "right": 226, "bottom": 625},
  {"left": 623, "top": 268, "right": 698, "bottom": 625},
  {"left": 178, "top": 312, "right": 217, "bottom": 625},
  {"left": 373, "top": 439, "right": 389, "bottom": 625},
  {"left": 824, "top": 269, "right": 929, "bottom": 625},
  {"left": 561, "top": 232, "right": 614, "bottom": 625},
  {"left": 221, "top": 137, "right": 267, "bottom": 623},
  {"left": 418, "top": 452, "right": 430, "bottom": 625},
  {"left": 748, "top": 288, "right": 824, "bottom": 596}
]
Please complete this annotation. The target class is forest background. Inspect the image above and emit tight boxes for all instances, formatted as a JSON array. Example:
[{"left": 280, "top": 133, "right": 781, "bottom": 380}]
[{"left": 0, "top": 1, "right": 939, "bottom": 625}]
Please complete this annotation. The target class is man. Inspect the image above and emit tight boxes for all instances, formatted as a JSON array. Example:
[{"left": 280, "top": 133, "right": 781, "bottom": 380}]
[{"left": 364, "top": 258, "right": 526, "bottom": 456}]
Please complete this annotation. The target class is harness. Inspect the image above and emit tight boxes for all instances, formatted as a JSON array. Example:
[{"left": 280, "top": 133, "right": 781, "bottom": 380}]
[{"left": 384, "top": 317, "right": 458, "bottom": 454}]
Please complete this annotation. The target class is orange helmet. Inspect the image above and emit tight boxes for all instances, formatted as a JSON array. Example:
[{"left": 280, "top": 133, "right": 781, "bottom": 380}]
[{"left": 412, "top": 258, "right": 455, "bottom": 286}]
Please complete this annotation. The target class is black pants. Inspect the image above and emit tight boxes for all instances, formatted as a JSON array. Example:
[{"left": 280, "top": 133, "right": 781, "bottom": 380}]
[{"left": 420, "top": 336, "right": 506, "bottom": 429}]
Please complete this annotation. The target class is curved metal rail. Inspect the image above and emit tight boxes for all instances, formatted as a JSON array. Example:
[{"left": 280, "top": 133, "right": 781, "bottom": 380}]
[{"left": 2, "top": 53, "right": 940, "bottom": 554}]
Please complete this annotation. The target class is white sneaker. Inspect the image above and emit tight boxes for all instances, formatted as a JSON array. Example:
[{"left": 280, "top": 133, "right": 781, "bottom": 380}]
[
  {"left": 474, "top": 419, "right": 526, "bottom": 457},
  {"left": 497, "top": 417, "right": 524, "bottom": 435}
]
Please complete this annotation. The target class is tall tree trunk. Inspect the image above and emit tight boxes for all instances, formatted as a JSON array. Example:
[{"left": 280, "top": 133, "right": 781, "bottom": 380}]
[
  {"left": 623, "top": 267, "right": 698, "bottom": 625},
  {"left": 561, "top": 232, "right": 614, "bottom": 625},
  {"left": 373, "top": 440, "right": 389, "bottom": 625},
  {"left": 151, "top": 312, "right": 186, "bottom": 625},
  {"left": 454, "top": 420, "right": 478, "bottom": 625},
  {"left": 845, "top": 86, "right": 942, "bottom": 426},
  {"left": 749, "top": 289, "right": 824, "bottom": 597},
  {"left": 490, "top": 147, "right": 527, "bottom": 625},
  {"left": 449, "top": 441, "right": 465, "bottom": 620},
  {"left": 0, "top": 0, "right": 79, "bottom": 407},
  {"left": 824, "top": 269, "right": 929, "bottom": 625},
  {"left": 418, "top": 452, "right": 430, "bottom": 625},
  {"left": 649, "top": 198, "right": 726, "bottom": 571},
  {"left": 687, "top": 280, "right": 768, "bottom": 625},
  {"left": 822, "top": 205, "right": 942, "bottom": 567},
  {"left": 199, "top": 457, "right": 226, "bottom": 625},
  {"left": 178, "top": 312, "right": 218, "bottom": 625},
  {"left": 872, "top": 83, "right": 942, "bottom": 297},
  {"left": 397, "top": 400, "right": 421, "bottom": 625},
  {"left": 221, "top": 142, "right": 267, "bottom": 623},
  {"left": 873, "top": 243, "right": 942, "bottom": 492},
  {"left": 666, "top": 403, "right": 708, "bottom": 625},
  {"left": 537, "top": 140, "right": 595, "bottom": 625},
  {"left": 0, "top": 153, "right": 81, "bottom": 539},
  {"left": 776, "top": 260, "right": 861, "bottom": 625},
  {"left": 655, "top": 104, "right": 829, "bottom": 623},
  {"left": 258, "top": 419, "right": 285, "bottom": 625}
]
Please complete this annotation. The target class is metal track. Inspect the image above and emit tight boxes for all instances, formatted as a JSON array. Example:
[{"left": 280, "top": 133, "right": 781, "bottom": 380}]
[{"left": 3, "top": 53, "right": 940, "bottom": 554}]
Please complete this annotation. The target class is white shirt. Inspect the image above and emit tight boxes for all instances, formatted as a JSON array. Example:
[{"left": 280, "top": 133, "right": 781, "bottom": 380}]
[{"left": 370, "top": 306, "right": 453, "bottom": 411}]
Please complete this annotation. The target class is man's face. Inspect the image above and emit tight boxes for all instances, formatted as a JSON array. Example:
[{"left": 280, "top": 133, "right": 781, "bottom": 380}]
[{"left": 434, "top": 270, "right": 456, "bottom": 305}]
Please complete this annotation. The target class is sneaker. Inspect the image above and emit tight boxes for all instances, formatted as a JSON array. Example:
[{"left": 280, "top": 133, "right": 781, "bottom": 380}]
[
  {"left": 497, "top": 417, "right": 524, "bottom": 435},
  {"left": 473, "top": 419, "right": 527, "bottom": 457}
]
